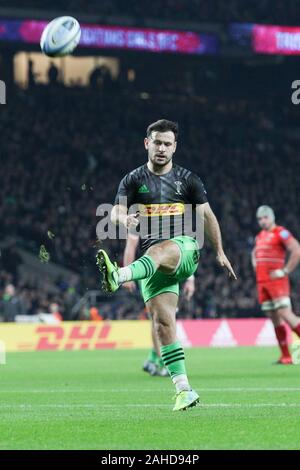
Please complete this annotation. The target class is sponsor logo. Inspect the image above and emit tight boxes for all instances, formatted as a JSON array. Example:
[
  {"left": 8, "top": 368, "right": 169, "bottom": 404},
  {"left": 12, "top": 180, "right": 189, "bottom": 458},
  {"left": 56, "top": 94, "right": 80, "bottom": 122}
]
[
  {"left": 35, "top": 324, "right": 116, "bottom": 350},
  {"left": 0, "top": 319, "right": 295, "bottom": 351},
  {"left": 139, "top": 203, "right": 185, "bottom": 216},
  {"left": 138, "top": 184, "right": 150, "bottom": 193},
  {"left": 280, "top": 229, "right": 290, "bottom": 239},
  {"left": 210, "top": 320, "right": 237, "bottom": 347}
]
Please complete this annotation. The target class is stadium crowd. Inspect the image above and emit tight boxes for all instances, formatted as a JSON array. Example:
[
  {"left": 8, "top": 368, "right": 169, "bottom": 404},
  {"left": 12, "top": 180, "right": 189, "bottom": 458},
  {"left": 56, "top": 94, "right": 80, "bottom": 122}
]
[
  {"left": 0, "top": 0, "right": 298, "bottom": 25},
  {"left": 1, "top": 72, "right": 300, "bottom": 320}
]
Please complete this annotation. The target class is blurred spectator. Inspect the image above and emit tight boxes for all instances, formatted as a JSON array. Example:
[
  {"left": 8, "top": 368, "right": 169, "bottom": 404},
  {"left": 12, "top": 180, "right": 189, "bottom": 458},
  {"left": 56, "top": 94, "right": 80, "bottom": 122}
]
[
  {"left": 28, "top": 59, "right": 37, "bottom": 89},
  {"left": 0, "top": 0, "right": 297, "bottom": 25},
  {"left": 0, "top": 284, "right": 25, "bottom": 322},
  {"left": 48, "top": 63, "right": 59, "bottom": 86},
  {"left": 49, "top": 302, "right": 63, "bottom": 322},
  {"left": 90, "top": 307, "right": 103, "bottom": 321}
]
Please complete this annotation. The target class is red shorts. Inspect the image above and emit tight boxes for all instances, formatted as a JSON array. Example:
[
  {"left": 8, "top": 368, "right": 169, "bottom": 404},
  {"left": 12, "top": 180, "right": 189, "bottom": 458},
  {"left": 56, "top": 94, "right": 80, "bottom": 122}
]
[{"left": 257, "top": 278, "right": 290, "bottom": 304}]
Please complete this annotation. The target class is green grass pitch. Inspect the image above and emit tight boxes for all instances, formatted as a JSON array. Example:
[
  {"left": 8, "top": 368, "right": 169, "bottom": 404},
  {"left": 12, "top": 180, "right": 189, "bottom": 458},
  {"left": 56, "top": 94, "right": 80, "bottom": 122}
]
[{"left": 1, "top": 347, "right": 300, "bottom": 450}]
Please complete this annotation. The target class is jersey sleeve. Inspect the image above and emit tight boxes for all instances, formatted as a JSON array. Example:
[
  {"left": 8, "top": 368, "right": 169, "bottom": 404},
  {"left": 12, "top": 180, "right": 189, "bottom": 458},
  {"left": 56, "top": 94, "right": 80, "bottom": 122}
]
[
  {"left": 114, "top": 172, "right": 137, "bottom": 207},
  {"left": 278, "top": 227, "right": 294, "bottom": 246},
  {"left": 187, "top": 173, "right": 208, "bottom": 205}
]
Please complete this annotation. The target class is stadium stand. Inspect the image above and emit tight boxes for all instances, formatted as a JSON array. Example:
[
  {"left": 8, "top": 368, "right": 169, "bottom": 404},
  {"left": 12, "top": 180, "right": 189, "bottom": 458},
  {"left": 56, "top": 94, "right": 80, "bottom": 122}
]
[
  {"left": 0, "top": 0, "right": 298, "bottom": 25},
  {"left": 1, "top": 74, "right": 300, "bottom": 320}
]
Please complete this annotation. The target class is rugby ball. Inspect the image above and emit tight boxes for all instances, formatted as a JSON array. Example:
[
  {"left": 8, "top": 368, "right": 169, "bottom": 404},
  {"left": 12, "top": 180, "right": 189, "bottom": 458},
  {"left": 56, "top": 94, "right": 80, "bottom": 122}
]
[{"left": 40, "top": 16, "right": 81, "bottom": 57}]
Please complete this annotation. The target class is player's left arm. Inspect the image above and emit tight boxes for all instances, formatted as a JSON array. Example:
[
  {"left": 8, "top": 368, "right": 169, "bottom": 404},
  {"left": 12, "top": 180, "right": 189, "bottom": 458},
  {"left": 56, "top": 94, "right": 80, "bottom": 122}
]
[
  {"left": 271, "top": 235, "right": 300, "bottom": 279},
  {"left": 284, "top": 238, "right": 300, "bottom": 274},
  {"left": 198, "top": 203, "right": 237, "bottom": 280},
  {"left": 183, "top": 275, "right": 195, "bottom": 301},
  {"left": 188, "top": 173, "right": 237, "bottom": 280}
]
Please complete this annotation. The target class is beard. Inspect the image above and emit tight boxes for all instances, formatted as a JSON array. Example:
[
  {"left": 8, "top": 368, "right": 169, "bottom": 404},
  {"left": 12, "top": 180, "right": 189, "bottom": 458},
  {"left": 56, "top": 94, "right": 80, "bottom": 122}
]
[{"left": 150, "top": 153, "right": 172, "bottom": 166}]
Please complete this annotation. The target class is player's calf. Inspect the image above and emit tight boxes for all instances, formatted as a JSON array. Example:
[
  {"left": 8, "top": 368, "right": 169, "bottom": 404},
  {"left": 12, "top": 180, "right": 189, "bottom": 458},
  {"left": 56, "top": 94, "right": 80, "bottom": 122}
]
[{"left": 148, "top": 293, "right": 200, "bottom": 411}]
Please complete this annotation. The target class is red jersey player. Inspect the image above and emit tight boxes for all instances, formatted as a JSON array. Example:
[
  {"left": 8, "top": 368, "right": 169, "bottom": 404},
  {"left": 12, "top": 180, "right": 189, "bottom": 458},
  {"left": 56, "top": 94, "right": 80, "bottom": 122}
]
[{"left": 252, "top": 205, "right": 300, "bottom": 364}]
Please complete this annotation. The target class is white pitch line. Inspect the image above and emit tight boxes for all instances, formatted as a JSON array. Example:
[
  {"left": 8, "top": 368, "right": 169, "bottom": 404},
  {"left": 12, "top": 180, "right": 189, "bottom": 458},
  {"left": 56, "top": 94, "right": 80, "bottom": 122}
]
[
  {"left": 1, "top": 387, "right": 300, "bottom": 394},
  {"left": 1, "top": 403, "right": 300, "bottom": 409}
]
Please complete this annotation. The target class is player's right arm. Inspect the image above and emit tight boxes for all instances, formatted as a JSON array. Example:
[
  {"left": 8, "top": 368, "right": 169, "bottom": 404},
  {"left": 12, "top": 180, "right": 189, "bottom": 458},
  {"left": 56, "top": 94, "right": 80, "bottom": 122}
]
[
  {"left": 122, "top": 233, "right": 139, "bottom": 292},
  {"left": 123, "top": 233, "right": 139, "bottom": 265},
  {"left": 111, "top": 172, "right": 139, "bottom": 229},
  {"left": 111, "top": 204, "right": 139, "bottom": 229},
  {"left": 270, "top": 230, "right": 300, "bottom": 279}
]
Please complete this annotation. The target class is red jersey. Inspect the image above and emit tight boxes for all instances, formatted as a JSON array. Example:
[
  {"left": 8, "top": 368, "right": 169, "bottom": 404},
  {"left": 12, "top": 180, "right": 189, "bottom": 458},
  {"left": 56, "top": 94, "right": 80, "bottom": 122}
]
[{"left": 255, "top": 225, "right": 293, "bottom": 283}]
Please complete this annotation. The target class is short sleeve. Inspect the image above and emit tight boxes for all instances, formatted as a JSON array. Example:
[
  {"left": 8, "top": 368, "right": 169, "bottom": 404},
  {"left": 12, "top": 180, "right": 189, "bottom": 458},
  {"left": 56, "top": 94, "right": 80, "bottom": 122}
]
[
  {"left": 114, "top": 172, "right": 137, "bottom": 207},
  {"left": 278, "top": 228, "right": 293, "bottom": 246},
  {"left": 187, "top": 173, "right": 208, "bottom": 205}
]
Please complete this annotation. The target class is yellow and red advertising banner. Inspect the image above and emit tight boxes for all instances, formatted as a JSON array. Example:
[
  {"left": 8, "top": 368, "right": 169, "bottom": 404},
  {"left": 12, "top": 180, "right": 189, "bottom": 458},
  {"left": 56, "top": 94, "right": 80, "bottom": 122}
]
[
  {"left": 0, "top": 321, "right": 152, "bottom": 352},
  {"left": 0, "top": 319, "right": 296, "bottom": 352}
]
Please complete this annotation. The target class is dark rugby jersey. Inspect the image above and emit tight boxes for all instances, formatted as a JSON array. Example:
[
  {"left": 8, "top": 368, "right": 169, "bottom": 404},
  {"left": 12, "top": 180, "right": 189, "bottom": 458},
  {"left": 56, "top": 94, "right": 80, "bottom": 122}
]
[{"left": 114, "top": 163, "right": 208, "bottom": 252}]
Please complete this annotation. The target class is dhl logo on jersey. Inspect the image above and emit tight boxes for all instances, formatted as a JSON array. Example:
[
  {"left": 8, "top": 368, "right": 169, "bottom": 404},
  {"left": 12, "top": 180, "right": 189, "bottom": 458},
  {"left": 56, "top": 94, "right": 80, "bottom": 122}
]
[{"left": 139, "top": 203, "right": 185, "bottom": 217}]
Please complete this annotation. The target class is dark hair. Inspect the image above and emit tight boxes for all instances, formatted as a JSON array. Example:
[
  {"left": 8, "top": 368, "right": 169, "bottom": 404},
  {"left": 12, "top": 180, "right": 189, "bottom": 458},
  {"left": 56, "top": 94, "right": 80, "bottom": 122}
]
[{"left": 146, "top": 119, "right": 178, "bottom": 140}]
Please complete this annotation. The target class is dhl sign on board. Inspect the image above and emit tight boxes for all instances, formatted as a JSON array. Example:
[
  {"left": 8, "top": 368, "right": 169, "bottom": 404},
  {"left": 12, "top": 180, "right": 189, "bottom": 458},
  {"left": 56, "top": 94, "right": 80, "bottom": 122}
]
[
  {"left": 0, "top": 321, "right": 152, "bottom": 352},
  {"left": 0, "top": 319, "right": 297, "bottom": 352}
]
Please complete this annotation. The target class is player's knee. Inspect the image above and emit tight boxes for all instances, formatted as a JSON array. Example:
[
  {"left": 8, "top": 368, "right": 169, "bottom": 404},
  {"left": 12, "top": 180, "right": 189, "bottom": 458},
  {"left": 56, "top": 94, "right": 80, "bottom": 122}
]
[
  {"left": 153, "top": 316, "right": 170, "bottom": 340},
  {"left": 146, "top": 244, "right": 164, "bottom": 265},
  {"left": 277, "top": 307, "right": 292, "bottom": 320}
]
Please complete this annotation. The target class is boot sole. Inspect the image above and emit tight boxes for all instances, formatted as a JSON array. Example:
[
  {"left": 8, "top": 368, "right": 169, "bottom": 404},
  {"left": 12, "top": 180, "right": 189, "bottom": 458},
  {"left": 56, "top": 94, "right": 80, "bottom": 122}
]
[
  {"left": 96, "top": 251, "right": 111, "bottom": 293},
  {"left": 174, "top": 397, "right": 200, "bottom": 411}
]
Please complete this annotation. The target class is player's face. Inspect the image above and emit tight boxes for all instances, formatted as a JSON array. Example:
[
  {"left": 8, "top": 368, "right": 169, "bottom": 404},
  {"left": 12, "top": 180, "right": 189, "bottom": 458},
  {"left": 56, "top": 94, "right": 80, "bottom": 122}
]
[
  {"left": 144, "top": 131, "right": 177, "bottom": 167},
  {"left": 257, "top": 215, "right": 273, "bottom": 230}
]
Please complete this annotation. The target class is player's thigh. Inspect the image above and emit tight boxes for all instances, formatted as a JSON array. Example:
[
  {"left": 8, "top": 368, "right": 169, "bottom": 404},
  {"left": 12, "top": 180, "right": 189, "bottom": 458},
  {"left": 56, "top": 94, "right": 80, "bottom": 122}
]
[
  {"left": 172, "top": 236, "right": 200, "bottom": 280},
  {"left": 269, "top": 279, "right": 290, "bottom": 302},
  {"left": 140, "top": 269, "right": 179, "bottom": 304},
  {"left": 146, "top": 240, "right": 181, "bottom": 274},
  {"left": 257, "top": 283, "right": 274, "bottom": 312}
]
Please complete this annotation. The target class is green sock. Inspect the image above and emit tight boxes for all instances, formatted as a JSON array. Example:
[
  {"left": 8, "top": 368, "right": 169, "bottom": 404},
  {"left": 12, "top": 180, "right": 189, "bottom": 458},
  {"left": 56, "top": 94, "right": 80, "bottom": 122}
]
[
  {"left": 157, "top": 357, "right": 164, "bottom": 368},
  {"left": 147, "top": 349, "right": 159, "bottom": 363},
  {"left": 129, "top": 255, "right": 157, "bottom": 281},
  {"left": 160, "top": 341, "right": 186, "bottom": 378}
]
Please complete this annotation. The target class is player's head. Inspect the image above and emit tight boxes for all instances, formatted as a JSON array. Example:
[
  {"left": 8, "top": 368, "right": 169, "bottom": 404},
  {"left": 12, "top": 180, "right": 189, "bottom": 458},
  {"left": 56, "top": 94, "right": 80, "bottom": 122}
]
[
  {"left": 256, "top": 205, "right": 275, "bottom": 230},
  {"left": 144, "top": 119, "right": 178, "bottom": 167}
]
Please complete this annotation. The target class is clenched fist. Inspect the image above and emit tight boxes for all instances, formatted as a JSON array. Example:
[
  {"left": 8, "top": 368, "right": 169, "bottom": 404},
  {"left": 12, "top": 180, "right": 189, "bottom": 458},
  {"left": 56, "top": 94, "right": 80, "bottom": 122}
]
[{"left": 125, "top": 213, "right": 140, "bottom": 230}]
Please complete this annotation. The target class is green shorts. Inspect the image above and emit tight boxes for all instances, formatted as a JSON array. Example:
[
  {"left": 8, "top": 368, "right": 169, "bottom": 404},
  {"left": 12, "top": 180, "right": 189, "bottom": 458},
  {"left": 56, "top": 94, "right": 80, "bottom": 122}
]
[{"left": 140, "top": 235, "right": 200, "bottom": 303}]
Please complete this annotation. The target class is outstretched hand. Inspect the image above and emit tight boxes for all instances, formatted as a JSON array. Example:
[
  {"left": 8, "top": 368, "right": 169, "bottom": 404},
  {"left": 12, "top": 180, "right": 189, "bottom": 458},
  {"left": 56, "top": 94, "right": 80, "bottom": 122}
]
[
  {"left": 183, "top": 278, "right": 195, "bottom": 301},
  {"left": 216, "top": 252, "right": 237, "bottom": 280}
]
